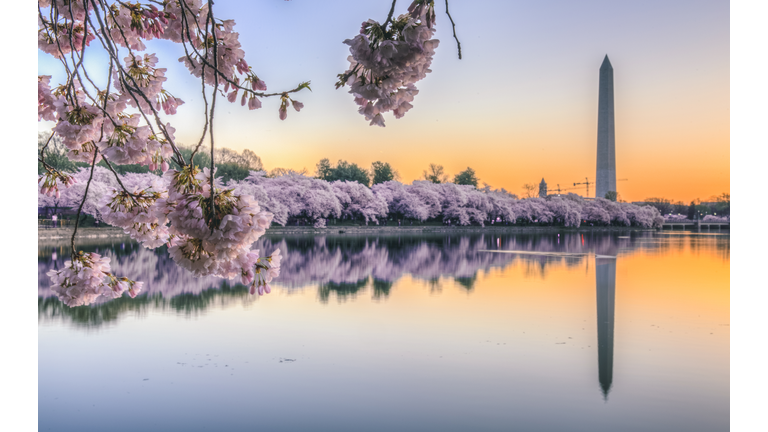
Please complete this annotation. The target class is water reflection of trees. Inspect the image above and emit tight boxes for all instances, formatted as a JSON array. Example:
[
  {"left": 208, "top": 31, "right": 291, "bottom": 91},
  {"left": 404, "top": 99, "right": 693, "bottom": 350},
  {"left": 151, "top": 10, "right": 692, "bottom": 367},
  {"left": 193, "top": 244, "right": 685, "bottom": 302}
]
[
  {"left": 38, "top": 283, "right": 257, "bottom": 328},
  {"left": 38, "top": 231, "right": 729, "bottom": 326}
]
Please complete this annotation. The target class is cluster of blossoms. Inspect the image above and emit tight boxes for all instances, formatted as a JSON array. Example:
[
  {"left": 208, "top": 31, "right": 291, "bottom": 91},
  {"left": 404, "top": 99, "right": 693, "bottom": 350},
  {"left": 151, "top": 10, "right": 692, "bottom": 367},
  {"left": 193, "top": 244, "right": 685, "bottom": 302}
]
[
  {"left": 100, "top": 186, "right": 170, "bottom": 248},
  {"left": 337, "top": 0, "right": 439, "bottom": 127},
  {"left": 114, "top": 53, "right": 182, "bottom": 115},
  {"left": 248, "top": 249, "right": 282, "bottom": 295},
  {"left": 37, "top": 17, "right": 96, "bottom": 59},
  {"left": 96, "top": 114, "right": 175, "bottom": 168},
  {"left": 47, "top": 252, "right": 143, "bottom": 307},
  {"left": 48, "top": 81, "right": 105, "bottom": 163},
  {"left": 38, "top": 169, "right": 76, "bottom": 199},
  {"left": 151, "top": 166, "right": 280, "bottom": 288},
  {"left": 38, "top": 76, "right": 57, "bottom": 121}
]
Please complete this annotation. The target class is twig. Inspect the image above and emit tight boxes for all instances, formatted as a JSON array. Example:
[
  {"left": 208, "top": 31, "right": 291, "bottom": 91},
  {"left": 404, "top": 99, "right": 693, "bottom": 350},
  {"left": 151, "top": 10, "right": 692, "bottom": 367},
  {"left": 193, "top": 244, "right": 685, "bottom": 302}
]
[
  {"left": 444, "top": 0, "right": 462, "bottom": 60},
  {"left": 70, "top": 149, "right": 99, "bottom": 259},
  {"left": 383, "top": 0, "right": 398, "bottom": 28}
]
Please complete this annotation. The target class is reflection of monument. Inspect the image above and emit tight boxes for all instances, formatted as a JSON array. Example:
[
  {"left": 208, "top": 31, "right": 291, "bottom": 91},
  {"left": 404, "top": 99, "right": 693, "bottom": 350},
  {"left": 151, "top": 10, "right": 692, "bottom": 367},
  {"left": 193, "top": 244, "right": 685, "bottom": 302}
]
[
  {"left": 596, "top": 257, "right": 616, "bottom": 400},
  {"left": 596, "top": 55, "right": 617, "bottom": 199}
]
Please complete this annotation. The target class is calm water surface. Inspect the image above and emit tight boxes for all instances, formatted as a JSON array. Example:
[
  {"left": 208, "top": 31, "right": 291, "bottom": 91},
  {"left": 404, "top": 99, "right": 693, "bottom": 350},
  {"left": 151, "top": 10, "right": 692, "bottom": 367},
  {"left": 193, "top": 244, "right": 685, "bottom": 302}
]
[{"left": 38, "top": 231, "right": 729, "bottom": 431}]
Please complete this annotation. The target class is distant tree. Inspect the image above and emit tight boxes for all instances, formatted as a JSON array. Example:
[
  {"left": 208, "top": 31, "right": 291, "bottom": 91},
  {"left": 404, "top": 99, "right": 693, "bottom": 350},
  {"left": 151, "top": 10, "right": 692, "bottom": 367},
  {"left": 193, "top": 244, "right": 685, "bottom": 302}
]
[
  {"left": 169, "top": 146, "right": 260, "bottom": 182},
  {"left": 604, "top": 191, "right": 618, "bottom": 202},
  {"left": 38, "top": 132, "right": 78, "bottom": 175},
  {"left": 333, "top": 160, "right": 371, "bottom": 186},
  {"left": 331, "top": 180, "right": 388, "bottom": 223},
  {"left": 371, "top": 161, "right": 398, "bottom": 185},
  {"left": 521, "top": 183, "right": 539, "bottom": 199},
  {"left": 643, "top": 198, "right": 673, "bottom": 215},
  {"left": 315, "top": 159, "right": 370, "bottom": 186},
  {"left": 687, "top": 201, "right": 698, "bottom": 220},
  {"left": 453, "top": 167, "right": 478, "bottom": 187},
  {"left": 269, "top": 167, "right": 308, "bottom": 178},
  {"left": 672, "top": 201, "right": 688, "bottom": 215},
  {"left": 315, "top": 158, "right": 334, "bottom": 180},
  {"left": 423, "top": 163, "right": 448, "bottom": 184},
  {"left": 213, "top": 164, "right": 252, "bottom": 184},
  {"left": 713, "top": 192, "right": 730, "bottom": 216},
  {"left": 241, "top": 149, "right": 264, "bottom": 171}
]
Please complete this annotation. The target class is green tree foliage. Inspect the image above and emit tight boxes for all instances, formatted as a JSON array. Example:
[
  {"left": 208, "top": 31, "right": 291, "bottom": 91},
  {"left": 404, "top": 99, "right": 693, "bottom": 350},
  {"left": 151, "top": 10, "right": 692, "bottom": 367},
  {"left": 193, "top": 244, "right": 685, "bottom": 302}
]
[
  {"left": 315, "top": 158, "right": 333, "bottom": 180},
  {"left": 453, "top": 167, "right": 478, "bottom": 187},
  {"left": 371, "top": 161, "right": 397, "bottom": 185},
  {"left": 315, "top": 158, "right": 371, "bottom": 186},
  {"left": 38, "top": 132, "right": 78, "bottom": 174},
  {"left": 423, "top": 163, "right": 448, "bottom": 184},
  {"left": 604, "top": 191, "right": 618, "bottom": 202}
]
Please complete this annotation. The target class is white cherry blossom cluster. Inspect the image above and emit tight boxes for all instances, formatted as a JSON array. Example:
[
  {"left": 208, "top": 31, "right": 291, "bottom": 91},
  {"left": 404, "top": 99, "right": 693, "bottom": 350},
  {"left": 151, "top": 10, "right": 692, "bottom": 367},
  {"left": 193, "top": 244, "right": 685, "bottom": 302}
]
[
  {"left": 95, "top": 115, "right": 175, "bottom": 169},
  {"left": 160, "top": 166, "right": 275, "bottom": 282},
  {"left": 114, "top": 53, "right": 172, "bottom": 114},
  {"left": 38, "top": 76, "right": 57, "bottom": 122},
  {"left": 177, "top": 12, "right": 248, "bottom": 87},
  {"left": 337, "top": 0, "right": 439, "bottom": 127},
  {"left": 37, "top": 17, "right": 95, "bottom": 59},
  {"left": 107, "top": 1, "right": 173, "bottom": 51},
  {"left": 51, "top": 103, "right": 104, "bottom": 163},
  {"left": 47, "top": 252, "right": 143, "bottom": 307},
  {"left": 100, "top": 186, "right": 171, "bottom": 249},
  {"left": 249, "top": 249, "right": 282, "bottom": 295}
]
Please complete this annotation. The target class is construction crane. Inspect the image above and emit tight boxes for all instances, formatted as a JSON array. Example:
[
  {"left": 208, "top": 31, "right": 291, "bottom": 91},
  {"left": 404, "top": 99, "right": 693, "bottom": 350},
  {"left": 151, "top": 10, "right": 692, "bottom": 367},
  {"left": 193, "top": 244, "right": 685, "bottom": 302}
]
[
  {"left": 572, "top": 178, "right": 629, "bottom": 198},
  {"left": 573, "top": 178, "right": 594, "bottom": 197},
  {"left": 548, "top": 184, "right": 584, "bottom": 196}
]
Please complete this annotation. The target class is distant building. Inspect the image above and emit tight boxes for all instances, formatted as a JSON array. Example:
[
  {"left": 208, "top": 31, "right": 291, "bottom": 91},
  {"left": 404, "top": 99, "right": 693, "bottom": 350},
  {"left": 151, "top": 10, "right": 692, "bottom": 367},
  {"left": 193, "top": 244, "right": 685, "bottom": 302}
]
[{"left": 539, "top": 178, "right": 547, "bottom": 198}]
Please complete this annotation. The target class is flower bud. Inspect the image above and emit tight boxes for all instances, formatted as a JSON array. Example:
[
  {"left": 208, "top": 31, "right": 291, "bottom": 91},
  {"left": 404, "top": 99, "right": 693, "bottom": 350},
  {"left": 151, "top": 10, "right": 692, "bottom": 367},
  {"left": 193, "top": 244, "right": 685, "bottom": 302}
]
[{"left": 248, "top": 96, "right": 261, "bottom": 110}]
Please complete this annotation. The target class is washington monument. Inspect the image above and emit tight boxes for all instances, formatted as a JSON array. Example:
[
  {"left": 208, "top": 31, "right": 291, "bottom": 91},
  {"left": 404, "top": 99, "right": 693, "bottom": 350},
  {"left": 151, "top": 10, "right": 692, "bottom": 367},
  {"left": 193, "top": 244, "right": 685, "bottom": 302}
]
[{"left": 596, "top": 55, "right": 616, "bottom": 199}]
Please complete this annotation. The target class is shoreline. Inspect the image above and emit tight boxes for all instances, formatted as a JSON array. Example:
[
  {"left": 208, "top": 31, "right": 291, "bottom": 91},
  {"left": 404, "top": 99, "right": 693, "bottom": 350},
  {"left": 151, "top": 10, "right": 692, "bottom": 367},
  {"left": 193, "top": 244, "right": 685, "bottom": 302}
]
[{"left": 38, "top": 224, "right": 662, "bottom": 241}]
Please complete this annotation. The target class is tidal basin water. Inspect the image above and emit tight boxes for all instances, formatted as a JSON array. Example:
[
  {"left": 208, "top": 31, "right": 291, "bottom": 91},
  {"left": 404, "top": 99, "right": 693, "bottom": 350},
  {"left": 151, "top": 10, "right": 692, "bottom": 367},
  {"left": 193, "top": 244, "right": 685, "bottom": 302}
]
[{"left": 38, "top": 231, "right": 729, "bottom": 432}]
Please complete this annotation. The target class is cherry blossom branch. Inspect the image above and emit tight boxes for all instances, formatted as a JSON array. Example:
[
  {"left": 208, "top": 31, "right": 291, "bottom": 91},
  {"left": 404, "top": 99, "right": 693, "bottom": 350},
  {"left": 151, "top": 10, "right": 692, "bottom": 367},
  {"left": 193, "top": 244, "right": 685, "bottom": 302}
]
[
  {"left": 382, "top": 0, "right": 398, "bottom": 29},
  {"left": 90, "top": 0, "right": 187, "bottom": 166},
  {"left": 41, "top": 5, "right": 78, "bottom": 106},
  {"left": 98, "top": 153, "right": 140, "bottom": 205},
  {"left": 176, "top": 0, "right": 310, "bottom": 100},
  {"left": 178, "top": 6, "right": 208, "bottom": 161},
  {"left": 70, "top": 149, "right": 99, "bottom": 259},
  {"left": 444, "top": 0, "right": 462, "bottom": 59},
  {"left": 39, "top": 132, "right": 56, "bottom": 166},
  {"left": 206, "top": 0, "right": 218, "bottom": 232}
]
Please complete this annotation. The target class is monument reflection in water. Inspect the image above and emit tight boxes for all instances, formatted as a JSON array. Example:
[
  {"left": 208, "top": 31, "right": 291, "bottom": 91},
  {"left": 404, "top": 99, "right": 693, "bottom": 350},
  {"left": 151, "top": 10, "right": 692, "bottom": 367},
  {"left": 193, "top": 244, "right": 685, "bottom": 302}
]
[
  {"left": 596, "top": 256, "right": 616, "bottom": 399},
  {"left": 38, "top": 231, "right": 729, "bottom": 431}
]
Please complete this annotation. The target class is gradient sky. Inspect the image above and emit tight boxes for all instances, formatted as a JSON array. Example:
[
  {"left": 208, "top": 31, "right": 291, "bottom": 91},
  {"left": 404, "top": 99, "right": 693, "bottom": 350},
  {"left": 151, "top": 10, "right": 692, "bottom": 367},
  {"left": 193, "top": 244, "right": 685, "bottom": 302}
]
[{"left": 37, "top": 0, "right": 730, "bottom": 203}]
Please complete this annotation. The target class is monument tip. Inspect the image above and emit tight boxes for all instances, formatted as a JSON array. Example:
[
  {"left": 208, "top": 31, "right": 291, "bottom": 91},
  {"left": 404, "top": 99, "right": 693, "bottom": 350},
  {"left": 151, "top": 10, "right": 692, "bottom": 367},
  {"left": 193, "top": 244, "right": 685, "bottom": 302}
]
[{"left": 600, "top": 55, "right": 612, "bottom": 70}]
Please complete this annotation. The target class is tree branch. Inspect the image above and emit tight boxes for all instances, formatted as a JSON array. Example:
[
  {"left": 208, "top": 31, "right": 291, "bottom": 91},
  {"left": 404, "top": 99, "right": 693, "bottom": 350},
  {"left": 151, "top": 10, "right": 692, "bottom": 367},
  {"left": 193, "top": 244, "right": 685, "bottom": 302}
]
[
  {"left": 444, "top": 0, "right": 462, "bottom": 60},
  {"left": 70, "top": 149, "right": 99, "bottom": 259}
]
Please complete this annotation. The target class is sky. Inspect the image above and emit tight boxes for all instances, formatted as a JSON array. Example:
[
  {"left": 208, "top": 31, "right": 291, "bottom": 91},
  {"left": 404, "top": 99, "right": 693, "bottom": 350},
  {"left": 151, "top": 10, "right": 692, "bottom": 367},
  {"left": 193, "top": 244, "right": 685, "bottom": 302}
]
[{"left": 36, "top": 0, "right": 730, "bottom": 203}]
